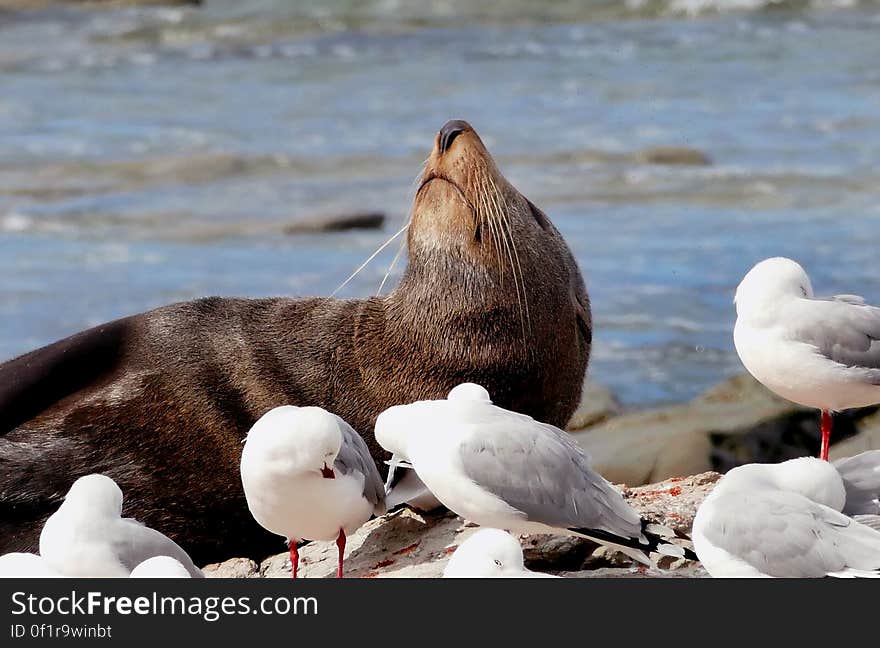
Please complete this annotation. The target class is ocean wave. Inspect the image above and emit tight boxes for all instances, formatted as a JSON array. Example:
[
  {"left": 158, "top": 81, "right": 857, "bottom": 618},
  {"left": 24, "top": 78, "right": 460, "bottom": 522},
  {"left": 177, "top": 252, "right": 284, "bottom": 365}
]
[{"left": 1, "top": 0, "right": 877, "bottom": 75}]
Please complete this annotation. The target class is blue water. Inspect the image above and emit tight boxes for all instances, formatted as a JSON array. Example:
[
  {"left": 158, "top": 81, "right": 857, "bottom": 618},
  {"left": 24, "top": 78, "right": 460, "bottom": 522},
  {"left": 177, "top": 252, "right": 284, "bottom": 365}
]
[{"left": 2, "top": 0, "right": 880, "bottom": 406}]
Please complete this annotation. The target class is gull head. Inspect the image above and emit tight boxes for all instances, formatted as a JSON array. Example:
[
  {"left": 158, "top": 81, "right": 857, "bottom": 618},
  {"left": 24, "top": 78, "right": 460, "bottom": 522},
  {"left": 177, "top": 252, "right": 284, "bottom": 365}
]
[
  {"left": 443, "top": 529, "right": 529, "bottom": 578},
  {"left": 241, "top": 406, "right": 343, "bottom": 478},
  {"left": 374, "top": 403, "right": 419, "bottom": 458},
  {"left": 771, "top": 456, "right": 846, "bottom": 511},
  {"left": 130, "top": 556, "right": 192, "bottom": 579},
  {"left": 447, "top": 382, "right": 492, "bottom": 403},
  {"left": 734, "top": 257, "right": 813, "bottom": 316},
  {"left": 722, "top": 457, "right": 846, "bottom": 512},
  {"left": 375, "top": 386, "right": 486, "bottom": 457},
  {"left": 63, "top": 474, "right": 123, "bottom": 518}
]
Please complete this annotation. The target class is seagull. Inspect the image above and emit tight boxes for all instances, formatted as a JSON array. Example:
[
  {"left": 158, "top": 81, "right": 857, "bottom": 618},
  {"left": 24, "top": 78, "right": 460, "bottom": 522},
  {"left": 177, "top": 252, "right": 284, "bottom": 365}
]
[
  {"left": 375, "top": 383, "right": 694, "bottom": 567},
  {"left": 834, "top": 449, "right": 880, "bottom": 517},
  {"left": 39, "top": 474, "right": 203, "bottom": 578},
  {"left": 692, "top": 456, "right": 880, "bottom": 577},
  {"left": 129, "top": 556, "right": 193, "bottom": 578},
  {"left": 0, "top": 553, "right": 62, "bottom": 578},
  {"left": 240, "top": 405, "right": 385, "bottom": 578},
  {"left": 443, "top": 528, "right": 560, "bottom": 578},
  {"left": 384, "top": 457, "right": 442, "bottom": 512},
  {"left": 734, "top": 257, "right": 880, "bottom": 460}
]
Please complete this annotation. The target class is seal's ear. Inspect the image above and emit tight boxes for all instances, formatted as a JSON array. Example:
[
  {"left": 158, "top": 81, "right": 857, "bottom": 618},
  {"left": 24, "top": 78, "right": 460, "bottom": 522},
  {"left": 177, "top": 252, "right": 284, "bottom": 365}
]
[
  {"left": 573, "top": 293, "right": 592, "bottom": 347},
  {"left": 526, "top": 199, "right": 550, "bottom": 231}
]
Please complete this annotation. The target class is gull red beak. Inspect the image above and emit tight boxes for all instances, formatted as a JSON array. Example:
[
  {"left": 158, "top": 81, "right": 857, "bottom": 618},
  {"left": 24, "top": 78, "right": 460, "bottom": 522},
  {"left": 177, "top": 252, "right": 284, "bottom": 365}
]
[{"left": 321, "top": 463, "right": 335, "bottom": 479}]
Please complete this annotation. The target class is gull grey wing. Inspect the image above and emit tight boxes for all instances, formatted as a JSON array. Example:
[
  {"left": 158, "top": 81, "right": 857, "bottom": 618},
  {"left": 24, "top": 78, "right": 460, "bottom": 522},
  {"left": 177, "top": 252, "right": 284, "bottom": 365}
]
[
  {"left": 790, "top": 299, "right": 880, "bottom": 380},
  {"left": 834, "top": 450, "right": 880, "bottom": 516},
  {"left": 334, "top": 417, "right": 385, "bottom": 511},
  {"left": 458, "top": 412, "right": 642, "bottom": 539},
  {"left": 854, "top": 515, "right": 880, "bottom": 531},
  {"left": 114, "top": 519, "right": 203, "bottom": 577},
  {"left": 384, "top": 465, "right": 441, "bottom": 511},
  {"left": 702, "top": 490, "right": 880, "bottom": 577},
  {"left": 831, "top": 294, "right": 867, "bottom": 306}
]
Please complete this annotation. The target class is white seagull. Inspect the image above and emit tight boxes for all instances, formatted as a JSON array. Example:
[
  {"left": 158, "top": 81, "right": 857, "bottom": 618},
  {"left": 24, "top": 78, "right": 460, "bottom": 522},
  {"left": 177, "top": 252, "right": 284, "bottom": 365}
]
[
  {"left": 443, "top": 529, "right": 560, "bottom": 578},
  {"left": 39, "top": 474, "right": 203, "bottom": 578},
  {"left": 129, "top": 556, "right": 193, "bottom": 578},
  {"left": 375, "top": 383, "right": 694, "bottom": 567},
  {"left": 734, "top": 257, "right": 880, "bottom": 460},
  {"left": 0, "top": 553, "right": 62, "bottom": 578},
  {"left": 240, "top": 405, "right": 385, "bottom": 578},
  {"left": 692, "top": 456, "right": 880, "bottom": 578},
  {"left": 834, "top": 449, "right": 880, "bottom": 517},
  {"left": 384, "top": 458, "right": 442, "bottom": 512}
]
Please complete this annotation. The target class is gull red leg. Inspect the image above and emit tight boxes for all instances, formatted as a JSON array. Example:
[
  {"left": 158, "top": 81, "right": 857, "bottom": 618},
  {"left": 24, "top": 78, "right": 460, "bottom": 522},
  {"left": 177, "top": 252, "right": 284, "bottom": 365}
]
[
  {"left": 335, "top": 529, "right": 346, "bottom": 579},
  {"left": 289, "top": 542, "right": 299, "bottom": 579},
  {"left": 820, "top": 410, "right": 832, "bottom": 461}
]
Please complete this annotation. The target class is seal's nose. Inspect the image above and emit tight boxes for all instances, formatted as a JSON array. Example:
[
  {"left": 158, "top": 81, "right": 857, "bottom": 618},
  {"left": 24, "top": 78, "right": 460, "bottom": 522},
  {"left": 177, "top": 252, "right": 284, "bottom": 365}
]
[{"left": 438, "top": 119, "right": 469, "bottom": 154}]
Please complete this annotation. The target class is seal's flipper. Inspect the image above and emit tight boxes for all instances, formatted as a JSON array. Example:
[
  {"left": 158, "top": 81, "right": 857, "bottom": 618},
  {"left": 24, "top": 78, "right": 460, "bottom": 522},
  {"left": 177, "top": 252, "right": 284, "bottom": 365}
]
[{"left": 0, "top": 317, "right": 133, "bottom": 435}]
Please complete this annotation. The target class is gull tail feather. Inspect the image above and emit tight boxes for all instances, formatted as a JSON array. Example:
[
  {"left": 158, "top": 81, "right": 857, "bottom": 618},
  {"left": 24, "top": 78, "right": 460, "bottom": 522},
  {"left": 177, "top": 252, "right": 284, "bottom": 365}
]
[
  {"left": 853, "top": 514, "right": 880, "bottom": 532},
  {"left": 569, "top": 520, "right": 698, "bottom": 567},
  {"left": 827, "top": 568, "right": 880, "bottom": 578}
]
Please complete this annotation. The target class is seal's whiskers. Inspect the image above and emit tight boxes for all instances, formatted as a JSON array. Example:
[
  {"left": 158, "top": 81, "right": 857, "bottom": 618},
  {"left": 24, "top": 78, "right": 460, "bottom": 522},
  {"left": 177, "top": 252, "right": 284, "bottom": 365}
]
[
  {"left": 486, "top": 173, "right": 530, "bottom": 342},
  {"left": 477, "top": 174, "right": 504, "bottom": 288},
  {"left": 376, "top": 233, "right": 407, "bottom": 296},
  {"left": 331, "top": 222, "right": 409, "bottom": 297}
]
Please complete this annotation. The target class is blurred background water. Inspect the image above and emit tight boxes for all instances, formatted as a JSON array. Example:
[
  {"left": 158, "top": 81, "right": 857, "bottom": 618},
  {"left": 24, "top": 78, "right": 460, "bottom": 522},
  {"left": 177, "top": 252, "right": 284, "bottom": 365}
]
[{"left": 1, "top": 0, "right": 879, "bottom": 407}]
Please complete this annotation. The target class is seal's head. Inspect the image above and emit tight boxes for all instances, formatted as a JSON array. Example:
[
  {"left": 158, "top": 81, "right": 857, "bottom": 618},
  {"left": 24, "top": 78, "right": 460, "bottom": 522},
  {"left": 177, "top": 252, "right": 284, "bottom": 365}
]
[
  {"left": 409, "top": 120, "right": 555, "bottom": 280},
  {"left": 382, "top": 120, "right": 592, "bottom": 425},
  {"left": 400, "top": 120, "right": 589, "bottom": 333}
]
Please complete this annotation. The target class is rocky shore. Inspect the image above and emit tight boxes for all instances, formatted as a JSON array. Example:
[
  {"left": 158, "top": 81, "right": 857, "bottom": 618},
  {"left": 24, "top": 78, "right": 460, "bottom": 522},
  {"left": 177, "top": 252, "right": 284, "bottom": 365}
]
[
  {"left": 203, "top": 371, "right": 879, "bottom": 579},
  {"left": 568, "top": 372, "right": 879, "bottom": 486},
  {"left": 204, "top": 472, "right": 717, "bottom": 579},
  {"left": 0, "top": 0, "right": 199, "bottom": 9}
]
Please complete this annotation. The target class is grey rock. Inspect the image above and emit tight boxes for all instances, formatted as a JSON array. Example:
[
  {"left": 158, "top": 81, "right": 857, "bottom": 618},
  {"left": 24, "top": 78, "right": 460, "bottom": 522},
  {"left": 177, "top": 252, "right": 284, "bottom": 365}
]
[
  {"left": 562, "top": 564, "right": 709, "bottom": 578},
  {"left": 203, "top": 557, "right": 259, "bottom": 579},
  {"left": 207, "top": 472, "right": 720, "bottom": 579},
  {"left": 283, "top": 212, "right": 385, "bottom": 234},
  {"left": 566, "top": 378, "right": 622, "bottom": 430},
  {"left": 830, "top": 410, "right": 880, "bottom": 459},
  {"left": 571, "top": 372, "right": 874, "bottom": 486},
  {"left": 634, "top": 146, "right": 712, "bottom": 166},
  {"left": 1, "top": 0, "right": 199, "bottom": 8}
]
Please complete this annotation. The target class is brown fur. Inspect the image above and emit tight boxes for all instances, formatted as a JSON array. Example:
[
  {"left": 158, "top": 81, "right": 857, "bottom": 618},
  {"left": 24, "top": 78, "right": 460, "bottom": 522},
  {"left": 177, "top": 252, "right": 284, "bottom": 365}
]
[{"left": 0, "top": 121, "right": 591, "bottom": 564}]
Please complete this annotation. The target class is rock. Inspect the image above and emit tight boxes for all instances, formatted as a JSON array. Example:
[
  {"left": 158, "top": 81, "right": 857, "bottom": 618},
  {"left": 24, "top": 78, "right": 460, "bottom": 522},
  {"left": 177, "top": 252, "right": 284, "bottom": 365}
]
[
  {"left": 634, "top": 146, "right": 712, "bottom": 166},
  {"left": 259, "top": 508, "right": 465, "bottom": 579},
  {"left": 623, "top": 471, "right": 721, "bottom": 534},
  {"left": 570, "top": 372, "right": 873, "bottom": 486},
  {"left": 524, "top": 471, "right": 719, "bottom": 571},
  {"left": 566, "top": 378, "right": 622, "bottom": 430},
  {"left": 830, "top": 410, "right": 880, "bottom": 459},
  {"left": 283, "top": 212, "right": 385, "bottom": 234},
  {"left": 562, "top": 563, "right": 709, "bottom": 578},
  {"left": 203, "top": 557, "right": 259, "bottom": 579},
  {"left": 206, "top": 471, "right": 719, "bottom": 579},
  {"left": 1, "top": 0, "right": 199, "bottom": 8}
]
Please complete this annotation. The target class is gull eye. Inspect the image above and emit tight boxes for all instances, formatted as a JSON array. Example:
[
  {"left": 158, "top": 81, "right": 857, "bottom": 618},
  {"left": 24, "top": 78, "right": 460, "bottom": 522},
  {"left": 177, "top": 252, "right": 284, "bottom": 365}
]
[
  {"left": 493, "top": 559, "right": 503, "bottom": 567},
  {"left": 800, "top": 286, "right": 807, "bottom": 297}
]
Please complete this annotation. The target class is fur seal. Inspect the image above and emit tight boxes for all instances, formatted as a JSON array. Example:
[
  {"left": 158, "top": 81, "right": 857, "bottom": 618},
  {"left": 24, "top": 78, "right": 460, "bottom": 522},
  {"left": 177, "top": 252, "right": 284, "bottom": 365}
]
[{"left": 0, "top": 120, "right": 591, "bottom": 564}]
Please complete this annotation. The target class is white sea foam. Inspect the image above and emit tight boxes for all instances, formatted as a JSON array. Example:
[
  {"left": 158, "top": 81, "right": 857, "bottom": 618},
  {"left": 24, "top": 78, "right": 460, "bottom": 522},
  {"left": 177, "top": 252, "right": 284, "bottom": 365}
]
[{"left": 1, "top": 212, "right": 32, "bottom": 233}]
